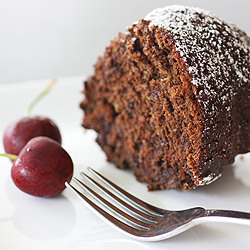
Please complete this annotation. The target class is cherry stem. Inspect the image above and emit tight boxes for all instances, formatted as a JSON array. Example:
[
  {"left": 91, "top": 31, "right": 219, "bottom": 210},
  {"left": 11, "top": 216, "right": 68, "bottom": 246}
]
[
  {"left": 26, "top": 79, "right": 56, "bottom": 116},
  {"left": 0, "top": 153, "right": 18, "bottom": 160}
]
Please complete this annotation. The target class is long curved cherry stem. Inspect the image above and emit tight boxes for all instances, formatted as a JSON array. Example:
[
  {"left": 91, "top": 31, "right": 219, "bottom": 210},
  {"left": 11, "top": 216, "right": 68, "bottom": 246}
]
[
  {"left": 26, "top": 79, "right": 56, "bottom": 116},
  {"left": 0, "top": 153, "right": 18, "bottom": 160}
]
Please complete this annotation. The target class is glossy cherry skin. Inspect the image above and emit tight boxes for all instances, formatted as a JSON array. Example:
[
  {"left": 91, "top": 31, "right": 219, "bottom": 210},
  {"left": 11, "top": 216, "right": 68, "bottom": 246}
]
[
  {"left": 11, "top": 136, "right": 73, "bottom": 197},
  {"left": 3, "top": 116, "right": 62, "bottom": 156}
]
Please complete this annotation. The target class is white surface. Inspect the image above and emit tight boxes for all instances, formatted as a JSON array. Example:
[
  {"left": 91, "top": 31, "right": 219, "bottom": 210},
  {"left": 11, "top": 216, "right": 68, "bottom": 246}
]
[
  {"left": 0, "top": 77, "right": 250, "bottom": 249},
  {"left": 0, "top": 0, "right": 250, "bottom": 84}
]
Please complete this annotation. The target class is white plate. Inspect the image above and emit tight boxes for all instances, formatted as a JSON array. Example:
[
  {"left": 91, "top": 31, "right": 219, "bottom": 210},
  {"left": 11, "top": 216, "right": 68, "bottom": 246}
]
[{"left": 0, "top": 76, "right": 249, "bottom": 250}]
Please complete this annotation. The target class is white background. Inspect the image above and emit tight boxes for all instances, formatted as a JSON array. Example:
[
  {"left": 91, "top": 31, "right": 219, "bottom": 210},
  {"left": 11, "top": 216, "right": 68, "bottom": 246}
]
[{"left": 0, "top": 0, "right": 250, "bottom": 84}]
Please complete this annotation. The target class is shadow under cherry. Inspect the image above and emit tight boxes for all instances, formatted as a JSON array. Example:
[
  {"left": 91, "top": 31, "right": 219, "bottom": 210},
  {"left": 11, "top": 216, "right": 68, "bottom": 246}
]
[{"left": 6, "top": 178, "right": 76, "bottom": 240}]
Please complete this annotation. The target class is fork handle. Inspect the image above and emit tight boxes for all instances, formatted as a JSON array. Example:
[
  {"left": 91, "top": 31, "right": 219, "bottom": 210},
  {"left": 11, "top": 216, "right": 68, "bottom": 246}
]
[{"left": 204, "top": 209, "right": 250, "bottom": 226}]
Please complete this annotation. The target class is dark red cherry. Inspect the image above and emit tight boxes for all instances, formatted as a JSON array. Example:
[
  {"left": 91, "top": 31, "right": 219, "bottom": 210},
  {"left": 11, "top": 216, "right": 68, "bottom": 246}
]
[
  {"left": 3, "top": 116, "right": 61, "bottom": 156},
  {"left": 3, "top": 79, "right": 61, "bottom": 156},
  {"left": 11, "top": 136, "right": 73, "bottom": 197}
]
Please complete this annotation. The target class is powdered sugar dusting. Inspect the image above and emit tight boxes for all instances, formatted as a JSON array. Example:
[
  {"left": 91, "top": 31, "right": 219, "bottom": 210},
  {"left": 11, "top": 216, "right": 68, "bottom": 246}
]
[
  {"left": 144, "top": 5, "right": 250, "bottom": 107},
  {"left": 198, "top": 173, "right": 222, "bottom": 186}
]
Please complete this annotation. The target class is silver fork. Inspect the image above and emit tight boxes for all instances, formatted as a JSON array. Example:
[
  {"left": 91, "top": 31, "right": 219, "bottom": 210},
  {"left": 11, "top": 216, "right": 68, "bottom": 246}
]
[{"left": 66, "top": 167, "right": 250, "bottom": 241}]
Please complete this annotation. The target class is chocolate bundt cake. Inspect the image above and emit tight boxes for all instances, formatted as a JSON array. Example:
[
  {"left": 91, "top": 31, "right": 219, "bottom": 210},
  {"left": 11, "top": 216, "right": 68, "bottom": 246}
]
[{"left": 81, "top": 5, "right": 250, "bottom": 191}]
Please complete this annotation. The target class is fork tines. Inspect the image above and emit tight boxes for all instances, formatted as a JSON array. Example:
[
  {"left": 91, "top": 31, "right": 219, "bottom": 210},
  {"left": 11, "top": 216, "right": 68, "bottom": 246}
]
[{"left": 66, "top": 167, "right": 164, "bottom": 237}]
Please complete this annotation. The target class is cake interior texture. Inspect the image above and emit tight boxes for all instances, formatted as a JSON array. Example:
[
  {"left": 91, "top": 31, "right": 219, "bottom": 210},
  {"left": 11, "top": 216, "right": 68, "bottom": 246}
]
[{"left": 81, "top": 6, "right": 250, "bottom": 191}]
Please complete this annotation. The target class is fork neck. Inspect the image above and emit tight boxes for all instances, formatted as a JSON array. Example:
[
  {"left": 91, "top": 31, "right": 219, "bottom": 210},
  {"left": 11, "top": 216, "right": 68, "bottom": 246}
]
[{"left": 204, "top": 209, "right": 250, "bottom": 226}]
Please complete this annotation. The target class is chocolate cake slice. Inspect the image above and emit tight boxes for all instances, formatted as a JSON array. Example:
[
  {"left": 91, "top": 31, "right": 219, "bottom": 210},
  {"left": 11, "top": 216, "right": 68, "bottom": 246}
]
[{"left": 81, "top": 5, "right": 250, "bottom": 190}]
